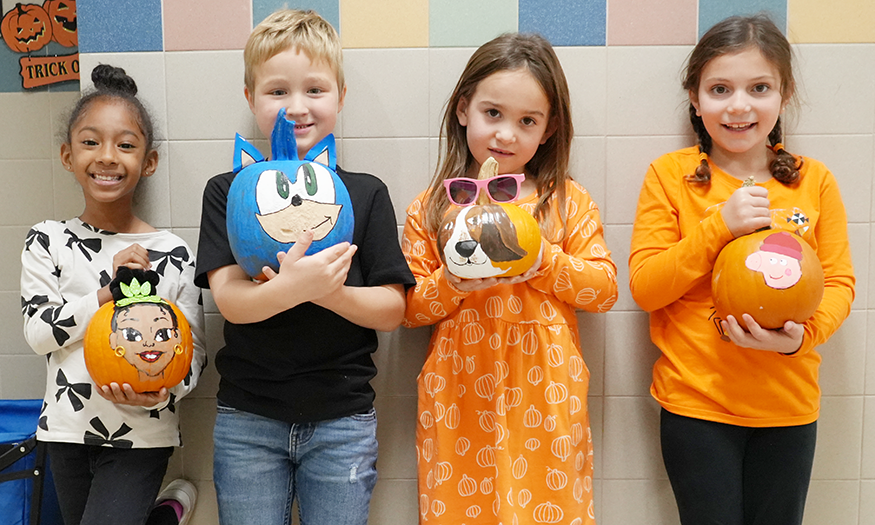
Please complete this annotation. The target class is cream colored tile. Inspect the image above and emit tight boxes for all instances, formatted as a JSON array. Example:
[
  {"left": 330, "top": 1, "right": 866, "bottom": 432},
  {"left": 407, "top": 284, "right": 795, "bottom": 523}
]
[
  {"left": 0, "top": 160, "right": 54, "bottom": 226},
  {"left": 589, "top": 395, "right": 604, "bottom": 479},
  {"left": 605, "top": 46, "right": 693, "bottom": 137},
  {"left": 818, "top": 311, "right": 866, "bottom": 396},
  {"left": 165, "top": 51, "right": 255, "bottom": 141},
  {"left": 0, "top": 92, "right": 53, "bottom": 160},
  {"left": 428, "top": 47, "right": 477, "bottom": 137},
  {"left": 167, "top": 140, "right": 236, "bottom": 228},
  {"left": 862, "top": 397, "right": 875, "bottom": 478},
  {"left": 869, "top": 312, "right": 875, "bottom": 396},
  {"left": 374, "top": 396, "right": 418, "bottom": 479},
  {"left": 50, "top": 90, "right": 80, "bottom": 145},
  {"left": 133, "top": 141, "right": 172, "bottom": 230},
  {"left": 52, "top": 158, "right": 85, "bottom": 220},
  {"left": 556, "top": 46, "right": 608, "bottom": 137},
  {"left": 602, "top": 396, "right": 665, "bottom": 479},
  {"left": 78, "top": 52, "right": 169, "bottom": 141},
  {"left": 0, "top": 292, "right": 29, "bottom": 356},
  {"left": 860, "top": 481, "right": 875, "bottom": 523},
  {"left": 572, "top": 136, "right": 606, "bottom": 214},
  {"left": 802, "top": 480, "right": 859, "bottom": 525},
  {"left": 187, "top": 479, "right": 219, "bottom": 525},
  {"left": 605, "top": 311, "right": 659, "bottom": 396},
  {"left": 368, "top": 479, "right": 419, "bottom": 525},
  {"left": 600, "top": 479, "right": 680, "bottom": 525},
  {"left": 0, "top": 226, "right": 30, "bottom": 293},
  {"left": 847, "top": 223, "right": 868, "bottom": 308},
  {"left": 812, "top": 396, "right": 863, "bottom": 480},
  {"left": 785, "top": 134, "right": 872, "bottom": 224},
  {"left": 340, "top": 138, "right": 432, "bottom": 225},
  {"left": 178, "top": 397, "right": 217, "bottom": 481},
  {"left": 372, "top": 327, "right": 429, "bottom": 398},
  {"left": 0, "top": 355, "right": 47, "bottom": 399},
  {"left": 342, "top": 49, "right": 430, "bottom": 138},
  {"left": 605, "top": 135, "right": 694, "bottom": 226},
  {"left": 577, "top": 310, "right": 606, "bottom": 395},
  {"left": 427, "top": 137, "right": 439, "bottom": 185},
  {"left": 793, "top": 45, "right": 875, "bottom": 136},
  {"left": 606, "top": 224, "right": 636, "bottom": 312}
]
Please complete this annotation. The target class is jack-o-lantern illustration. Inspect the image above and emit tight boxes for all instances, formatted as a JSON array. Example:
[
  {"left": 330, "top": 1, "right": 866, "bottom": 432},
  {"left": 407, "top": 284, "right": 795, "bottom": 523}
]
[
  {"left": 438, "top": 157, "right": 541, "bottom": 279},
  {"left": 227, "top": 109, "right": 354, "bottom": 278},
  {"left": 2, "top": 2, "right": 53, "bottom": 53},
  {"left": 42, "top": 0, "right": 76, "bottom": 47},
  {"left": 712, "top": 229, "right": 824, "bottom": 330},
  {"left": 84, "top": 268, "right": 193, "bottom": 393}
]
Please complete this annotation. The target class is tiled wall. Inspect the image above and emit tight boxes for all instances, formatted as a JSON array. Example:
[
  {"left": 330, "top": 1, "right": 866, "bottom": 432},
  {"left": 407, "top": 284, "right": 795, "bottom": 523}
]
[{"left": 1, "top": 1, "right": 873, "bottom": 524}]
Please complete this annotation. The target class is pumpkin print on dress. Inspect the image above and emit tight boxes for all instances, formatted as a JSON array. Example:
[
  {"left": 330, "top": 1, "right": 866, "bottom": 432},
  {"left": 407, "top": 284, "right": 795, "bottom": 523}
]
[
  {"left": 226, "top": 108, "right": 354, "bottom": 278},
  {"left": 712, "top": 228, "right": 824, "bottom": 330},
  {"left": 84, "top": 268, "right": 193, "bottom": 393},
  {"left": 438, "top": 157, "right": 541, "bottom": 279}
]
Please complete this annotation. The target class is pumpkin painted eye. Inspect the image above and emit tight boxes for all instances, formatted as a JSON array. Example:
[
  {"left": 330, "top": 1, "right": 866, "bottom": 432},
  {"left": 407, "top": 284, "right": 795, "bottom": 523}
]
[
  {"left": 121, "top": 327, "right": 143, "bottom": 342},
  {"left": 154, "top": 328, "right": 175, "bottom": 342},
  {"left": 301, "top": 164, "right": 318, "bottom": 196},
  {"left": 255, "top": 169, "right": 293, "bottom": 215}
]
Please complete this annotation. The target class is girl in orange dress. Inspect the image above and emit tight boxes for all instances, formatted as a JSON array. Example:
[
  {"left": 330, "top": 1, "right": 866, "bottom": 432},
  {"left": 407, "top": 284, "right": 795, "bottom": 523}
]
[{"left": 401, "top": 33, "right": 618, "bottom": 525}]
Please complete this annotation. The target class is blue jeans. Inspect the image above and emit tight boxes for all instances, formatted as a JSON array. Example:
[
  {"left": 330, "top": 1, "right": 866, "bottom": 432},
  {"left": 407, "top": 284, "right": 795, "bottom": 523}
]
[{"left": 213, "top": 402, "right": 378, "bottom": 525}]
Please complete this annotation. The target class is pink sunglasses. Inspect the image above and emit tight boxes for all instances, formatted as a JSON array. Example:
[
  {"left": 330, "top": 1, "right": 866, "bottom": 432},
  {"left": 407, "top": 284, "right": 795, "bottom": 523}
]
[{"left": 443, "top": 173, "right": 524, "bottom": 206}]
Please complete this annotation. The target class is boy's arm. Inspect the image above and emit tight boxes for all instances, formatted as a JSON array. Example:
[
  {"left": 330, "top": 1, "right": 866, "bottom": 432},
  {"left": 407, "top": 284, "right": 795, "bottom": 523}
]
[
  {"left": 313, "top": 283, "right": 406, "bottom": 332},
  {"left": 210, "top": 233, "right": 356, "bottom": 324}
]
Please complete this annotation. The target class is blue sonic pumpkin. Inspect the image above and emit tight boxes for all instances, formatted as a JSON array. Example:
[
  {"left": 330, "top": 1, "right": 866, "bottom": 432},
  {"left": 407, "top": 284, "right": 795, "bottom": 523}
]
[{"left": 227, "top": 109, "right": 354, "bottom": 278}]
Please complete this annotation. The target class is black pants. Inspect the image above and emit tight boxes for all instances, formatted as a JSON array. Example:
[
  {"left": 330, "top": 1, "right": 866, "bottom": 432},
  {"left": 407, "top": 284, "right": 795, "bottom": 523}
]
[
  {"left": 46, "top": 442, "right": 174, "bottom": 525},
  {"left": 660, "top": 409, "right": 816, "bottom": 525}
]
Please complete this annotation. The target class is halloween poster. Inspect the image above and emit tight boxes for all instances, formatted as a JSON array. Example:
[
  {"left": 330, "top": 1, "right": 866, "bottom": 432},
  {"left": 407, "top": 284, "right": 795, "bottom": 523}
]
[{"left": 0, "top": 0, "right": 78, "bottom": 90}]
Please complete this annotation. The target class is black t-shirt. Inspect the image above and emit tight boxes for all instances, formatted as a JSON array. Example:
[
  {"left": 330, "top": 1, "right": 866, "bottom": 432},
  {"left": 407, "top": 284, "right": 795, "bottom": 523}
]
[{"left": 195, "top": 167, "right": 415, "bottom": 423}]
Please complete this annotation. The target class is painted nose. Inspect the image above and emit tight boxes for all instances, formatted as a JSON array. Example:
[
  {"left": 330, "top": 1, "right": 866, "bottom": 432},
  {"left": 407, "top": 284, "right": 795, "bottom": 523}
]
[{"left": 456, "top": 240, "right": 478, "bottom": 258}]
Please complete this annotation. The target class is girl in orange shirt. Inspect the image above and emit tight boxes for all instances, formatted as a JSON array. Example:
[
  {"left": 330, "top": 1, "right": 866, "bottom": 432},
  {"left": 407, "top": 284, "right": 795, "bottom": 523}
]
[
  {"left": 629, "top": 15, "right": 854, "bottom": 525},
  {"left": 402, "top": 33, "right": 618, "bottom": 524}
]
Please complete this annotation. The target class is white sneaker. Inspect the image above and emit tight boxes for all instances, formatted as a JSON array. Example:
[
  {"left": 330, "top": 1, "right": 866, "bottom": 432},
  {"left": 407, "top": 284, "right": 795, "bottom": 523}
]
[{"left": 155, "top": 478, "right": 198, "bottom": 525}]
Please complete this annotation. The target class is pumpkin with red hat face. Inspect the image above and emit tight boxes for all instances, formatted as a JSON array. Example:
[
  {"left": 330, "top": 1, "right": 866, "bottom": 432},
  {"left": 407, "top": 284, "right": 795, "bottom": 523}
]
[{"left": 712, "top": 229, "right": 824, "bottom": 330}]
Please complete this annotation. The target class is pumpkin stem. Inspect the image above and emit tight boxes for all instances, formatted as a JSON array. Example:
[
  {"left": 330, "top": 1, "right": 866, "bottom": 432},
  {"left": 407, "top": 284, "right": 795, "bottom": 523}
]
[{"left": 476, "top": 156, "right": 498, "bottom": 205}]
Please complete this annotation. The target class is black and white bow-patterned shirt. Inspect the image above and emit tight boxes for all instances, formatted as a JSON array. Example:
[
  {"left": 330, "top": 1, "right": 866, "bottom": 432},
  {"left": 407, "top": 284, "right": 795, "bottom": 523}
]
[{"left": 21, "top": 218, "right": 207, "bottom": 448}]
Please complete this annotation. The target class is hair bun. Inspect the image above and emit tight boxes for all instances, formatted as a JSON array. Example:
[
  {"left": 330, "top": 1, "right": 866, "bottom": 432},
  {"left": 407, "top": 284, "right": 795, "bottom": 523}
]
[{"left": 91, "top": 64, "right": 138, "bottom": 97}]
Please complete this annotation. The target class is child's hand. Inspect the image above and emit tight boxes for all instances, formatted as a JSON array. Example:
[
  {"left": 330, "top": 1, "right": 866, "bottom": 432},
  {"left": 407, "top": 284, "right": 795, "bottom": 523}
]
[
  {"left": 261, "top": 231, "right": 357, "bottom": 304},
  {"left": 721, "top": 186, "right": 771, "bottom": 238},
  {"left": 721, "top": 314, "right": 804, "bottom": 354},
  {"left": 111, "top": 243, "right": 152, "bottom": 275},
  {"left": 97, "top": 382, "right": 170, "bottom": 407}
]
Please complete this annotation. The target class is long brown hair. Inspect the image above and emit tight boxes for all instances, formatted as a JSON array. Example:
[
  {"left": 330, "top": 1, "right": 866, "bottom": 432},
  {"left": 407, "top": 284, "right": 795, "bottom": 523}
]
[
  {"left": 422, "top": 33, "right": 573, "bottom": 241},
  {"left": 683, "top": 14, "right": 801, "bottom": 184}
]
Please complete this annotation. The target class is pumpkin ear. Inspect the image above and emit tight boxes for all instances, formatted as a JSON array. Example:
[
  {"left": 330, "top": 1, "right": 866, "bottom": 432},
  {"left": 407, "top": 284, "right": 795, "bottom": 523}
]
[
  {"left": 304, "top": 134, "right": 337, "bottom": 169},
  {"left": 233, "top": 133, "right": 265, "bottom": 173}
]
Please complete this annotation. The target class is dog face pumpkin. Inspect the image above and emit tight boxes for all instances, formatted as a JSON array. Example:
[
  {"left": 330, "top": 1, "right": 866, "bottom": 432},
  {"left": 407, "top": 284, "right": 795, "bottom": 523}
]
[{"left": 438, "top": 202, "right": 540, "bottom": 279}]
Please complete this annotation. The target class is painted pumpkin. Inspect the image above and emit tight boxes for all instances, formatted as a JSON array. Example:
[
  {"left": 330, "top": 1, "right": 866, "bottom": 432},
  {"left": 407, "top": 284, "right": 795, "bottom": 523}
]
[
  {"left": 2, "top": 3, "right": 53, "bottom": 53},
  {"left": 43, "top": 0, "right": 76, "bottom": 47},
  {"left": 227, "top": 109, "right": 354, "bottom": 278},
  {"left": 438, "top": 157, "right": 541, "bottom": 279},
  {"left": 712, "top": 229, "right": 824, "bottom": 330},
  {"left": 84, "top": 269, "right": 193, "bottom": 393}
]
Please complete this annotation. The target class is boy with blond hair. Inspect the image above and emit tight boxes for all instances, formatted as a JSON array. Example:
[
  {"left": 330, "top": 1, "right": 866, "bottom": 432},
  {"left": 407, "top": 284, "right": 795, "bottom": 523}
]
[{"left": 195, "top": 9, "right": 414, "bottom": 525}]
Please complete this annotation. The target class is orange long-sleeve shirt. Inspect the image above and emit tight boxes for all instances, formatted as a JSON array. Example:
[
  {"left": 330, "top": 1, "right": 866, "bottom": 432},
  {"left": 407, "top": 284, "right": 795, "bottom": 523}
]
[{"left": 629, "top": 147, "right": 854, "bottom": 427}]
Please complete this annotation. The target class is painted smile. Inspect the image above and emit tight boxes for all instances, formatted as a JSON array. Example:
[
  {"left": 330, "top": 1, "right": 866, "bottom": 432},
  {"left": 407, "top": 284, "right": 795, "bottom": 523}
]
[{"left": 137, "top": 351, "right": 163, "bottom": 363}]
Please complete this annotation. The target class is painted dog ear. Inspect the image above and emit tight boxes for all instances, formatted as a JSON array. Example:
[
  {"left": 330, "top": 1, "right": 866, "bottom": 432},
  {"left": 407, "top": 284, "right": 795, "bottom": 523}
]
[
  {"left": 437, "top": 207, "right": 462, "bottom": 266},
  {"left": 479, "top": 207, "right": 527, "bottom": 262}
]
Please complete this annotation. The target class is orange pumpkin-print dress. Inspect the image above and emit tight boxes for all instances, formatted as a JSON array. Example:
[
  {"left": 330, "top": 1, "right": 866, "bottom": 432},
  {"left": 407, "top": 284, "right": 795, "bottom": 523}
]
[{"left": 402, "top": 180, "right": 618, "bottom": 525}]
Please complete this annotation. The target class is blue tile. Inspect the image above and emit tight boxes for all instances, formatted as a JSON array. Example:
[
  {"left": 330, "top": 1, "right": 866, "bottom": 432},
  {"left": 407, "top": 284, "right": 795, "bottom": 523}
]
[
  {"left": 253, "top": 0, "right": 340, "bottom": 34},
  {"left": 519, "top": 0, "right": 606, "bottom": 46},
  {"left": 699, "top": 0, "right": 787, "bottom": 38},
  {"left": 78, "top": 0, "right": 163, "bottom": 53}
]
